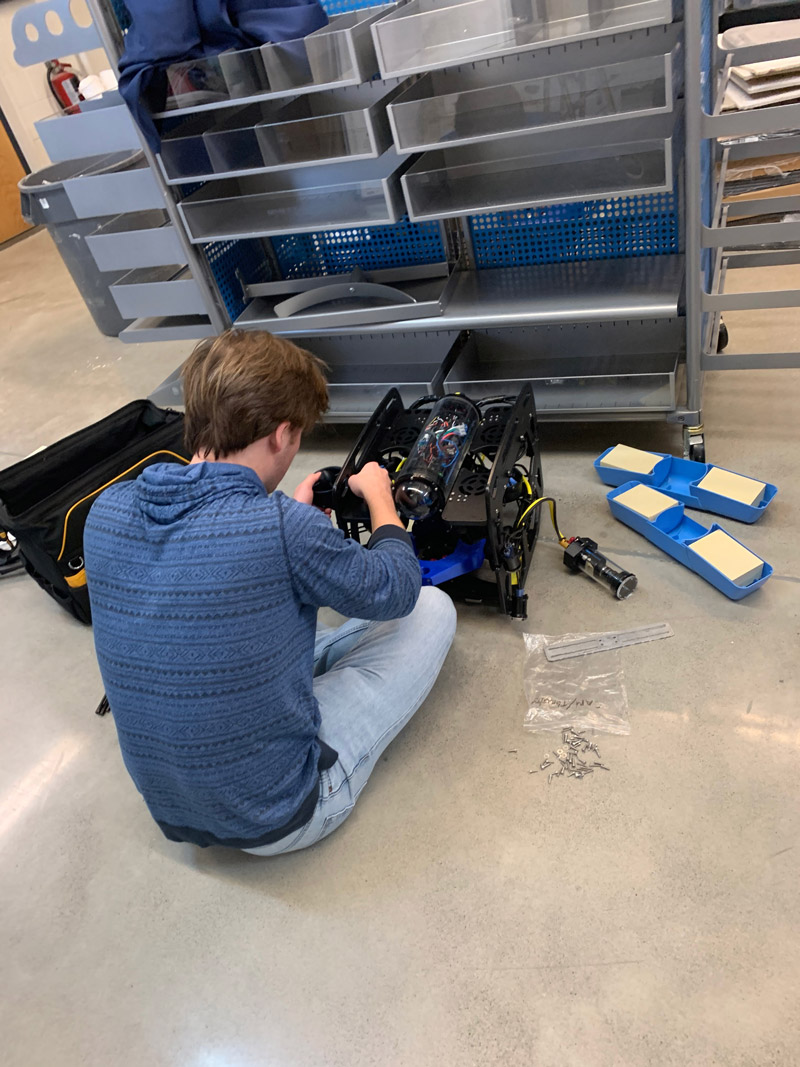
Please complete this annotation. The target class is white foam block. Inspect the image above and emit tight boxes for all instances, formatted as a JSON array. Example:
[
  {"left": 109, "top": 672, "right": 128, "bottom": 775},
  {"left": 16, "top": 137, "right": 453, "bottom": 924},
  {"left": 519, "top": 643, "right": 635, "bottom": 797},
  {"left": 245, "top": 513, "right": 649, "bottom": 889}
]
[
  {"left": 614, "top": 484, "right": 681, "bottom": 521},
  {"left": 696, "top": 466, "right": 766, "bottom": 507},
  {"left": 688, "top": 529, "right": 764, "bottom": 587},
  {"left": 599, "top": 444, "right": 663, "bottom": 475}
]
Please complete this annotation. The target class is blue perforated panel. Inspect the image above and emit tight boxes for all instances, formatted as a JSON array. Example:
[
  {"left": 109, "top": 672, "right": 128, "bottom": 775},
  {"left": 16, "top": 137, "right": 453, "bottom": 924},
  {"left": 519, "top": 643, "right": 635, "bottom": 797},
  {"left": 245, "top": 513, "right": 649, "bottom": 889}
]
[
  {"left": 204, "top": 239, "right": 273, "bottom": 321},
  {"left": 321, "top": 0, "right": 390, "bottom": 12},
  {"left": 469, "top": 195, "right": 679, "bottom": 269},
  {"left": 272, "top": 216, "right": 445, "bottom": 278}
]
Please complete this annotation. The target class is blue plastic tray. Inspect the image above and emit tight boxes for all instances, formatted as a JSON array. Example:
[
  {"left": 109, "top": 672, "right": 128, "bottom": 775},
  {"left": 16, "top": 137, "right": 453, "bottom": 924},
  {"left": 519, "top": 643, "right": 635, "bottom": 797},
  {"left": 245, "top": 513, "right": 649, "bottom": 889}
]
[
  {"left": 594, "top": 448, "right": 777, "bottom": 523},
  {"left": 607, "top": 482, "right": 772, "bottom": 601}
]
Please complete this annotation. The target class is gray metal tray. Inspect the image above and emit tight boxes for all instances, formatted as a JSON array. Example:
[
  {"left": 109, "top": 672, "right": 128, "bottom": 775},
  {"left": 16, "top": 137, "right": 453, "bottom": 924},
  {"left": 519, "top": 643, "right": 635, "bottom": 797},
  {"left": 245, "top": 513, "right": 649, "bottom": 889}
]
[
  {"left": 86, "top": 211, "right": 185, "bottom": 272},
  {"left": 291, "top": 329, "right": 462, "bottom": 417},
  {"left": 178, "top": 150, "right": 409, "bottom": 242},
  {"left": 156, "top": 8, "right": 391, "bottom": 120},
  {"left": 388, "top": 46, "right": 679, "bottom": 153},
  {"left": 372, "top": 0, "right": 676, "bottom": 78},
  {"left": 35, "top": 104, "right": 140, "bottom": 163},
  {"left": 110, "top": 266, "right": 207, "bottom": 319},
  {"left": 401, "top": 109, "right": 680, "bottom": 221},
  {"left": 64, "top": 158, "right": 165, "bottom": 219},
  {"left": 120, "top": 315, "right": 215, "bottom": 346},
  {"left": 446, "top": 327, "right": 679, "bottom": 414},
  {"left": 235, "top": 262, "right": 456, "bottom": 332}
]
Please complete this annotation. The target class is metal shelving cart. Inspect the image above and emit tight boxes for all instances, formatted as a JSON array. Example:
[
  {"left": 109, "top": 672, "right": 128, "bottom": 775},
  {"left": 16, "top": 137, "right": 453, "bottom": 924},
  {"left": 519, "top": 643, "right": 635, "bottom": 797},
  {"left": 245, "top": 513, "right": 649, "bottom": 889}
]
[{"left": 14, "top": 0, "right": 800, "bottom": 456}]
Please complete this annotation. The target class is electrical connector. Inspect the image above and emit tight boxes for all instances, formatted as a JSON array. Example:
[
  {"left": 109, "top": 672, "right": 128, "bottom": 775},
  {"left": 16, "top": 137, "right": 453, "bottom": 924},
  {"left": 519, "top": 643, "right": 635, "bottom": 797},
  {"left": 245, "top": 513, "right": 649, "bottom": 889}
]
[{"left": 562, "top": 537, "right": 637, "bottom": 600}]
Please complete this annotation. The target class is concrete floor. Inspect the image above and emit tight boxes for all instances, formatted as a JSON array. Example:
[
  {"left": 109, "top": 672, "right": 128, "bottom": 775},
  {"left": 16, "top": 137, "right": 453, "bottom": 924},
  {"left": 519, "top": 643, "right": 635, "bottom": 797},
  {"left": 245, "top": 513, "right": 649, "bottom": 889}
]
[{"left": 1, "top": 230, "right": 798, "bottom": 1067}]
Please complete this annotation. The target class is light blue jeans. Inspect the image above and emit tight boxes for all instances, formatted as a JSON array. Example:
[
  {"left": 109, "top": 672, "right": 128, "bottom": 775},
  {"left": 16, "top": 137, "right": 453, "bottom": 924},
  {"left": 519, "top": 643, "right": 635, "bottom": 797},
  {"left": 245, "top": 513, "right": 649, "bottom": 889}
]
[{"left": 243, "top": 586, "right": 457, "bottom": 855}]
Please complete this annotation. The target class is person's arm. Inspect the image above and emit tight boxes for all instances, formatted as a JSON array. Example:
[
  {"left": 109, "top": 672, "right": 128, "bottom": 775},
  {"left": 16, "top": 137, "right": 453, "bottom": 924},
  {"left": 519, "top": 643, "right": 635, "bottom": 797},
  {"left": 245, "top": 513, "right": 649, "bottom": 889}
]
[
  {"left": 277, "top": 476, "right": 421, "bottom": 621},
  {"left": 347, "top": 462, "right": 405, "bottom": 534},
  {"left": 292, "top": 463, "right": 401, "bottom": 530}
]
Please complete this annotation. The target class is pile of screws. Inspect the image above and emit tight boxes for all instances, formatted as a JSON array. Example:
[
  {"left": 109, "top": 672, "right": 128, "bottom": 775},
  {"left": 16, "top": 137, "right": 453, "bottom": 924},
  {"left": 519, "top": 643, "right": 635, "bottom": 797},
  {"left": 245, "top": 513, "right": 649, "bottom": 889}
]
[{"left": 529, "top": 727, "right": 610, "bottom": 784}]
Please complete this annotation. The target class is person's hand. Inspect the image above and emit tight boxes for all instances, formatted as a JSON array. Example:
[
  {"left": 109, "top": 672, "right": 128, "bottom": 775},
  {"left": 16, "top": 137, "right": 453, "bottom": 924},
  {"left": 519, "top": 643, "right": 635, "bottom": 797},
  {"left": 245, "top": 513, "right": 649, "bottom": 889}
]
[
  {"left": 293, "top": 470, "right": 320, "bottom": 506},
  {"left": 293, "top": 471, "right": 330, "bottom": 515},
  {"left": 348, "top": 462, "right": 393, "bottom": 504}
]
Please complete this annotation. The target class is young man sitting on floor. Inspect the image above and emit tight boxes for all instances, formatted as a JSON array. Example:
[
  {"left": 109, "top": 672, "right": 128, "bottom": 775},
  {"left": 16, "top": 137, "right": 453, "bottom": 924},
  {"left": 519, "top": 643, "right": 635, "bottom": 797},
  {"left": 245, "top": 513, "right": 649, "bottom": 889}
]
[{"left": 84, "top": 330, "right": 456, "bottom": 854}]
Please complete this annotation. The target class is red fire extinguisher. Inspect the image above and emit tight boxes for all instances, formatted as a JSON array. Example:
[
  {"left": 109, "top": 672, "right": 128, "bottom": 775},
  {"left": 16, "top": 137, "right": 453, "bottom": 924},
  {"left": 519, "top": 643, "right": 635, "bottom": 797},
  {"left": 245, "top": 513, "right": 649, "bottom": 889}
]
[{"left": 46, "top": 60, "right": 83, "bottom": 113}]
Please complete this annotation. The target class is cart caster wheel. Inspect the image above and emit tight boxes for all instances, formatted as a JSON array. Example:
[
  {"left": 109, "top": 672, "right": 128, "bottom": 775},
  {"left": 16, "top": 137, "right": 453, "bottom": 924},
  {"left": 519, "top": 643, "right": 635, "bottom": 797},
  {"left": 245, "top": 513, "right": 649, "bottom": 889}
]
[
  {"left": 717, "top": 321, "right": 729, "bottom": 353},
  {"left": 684, "top": 428, "right": 706, "bottom": 463}
]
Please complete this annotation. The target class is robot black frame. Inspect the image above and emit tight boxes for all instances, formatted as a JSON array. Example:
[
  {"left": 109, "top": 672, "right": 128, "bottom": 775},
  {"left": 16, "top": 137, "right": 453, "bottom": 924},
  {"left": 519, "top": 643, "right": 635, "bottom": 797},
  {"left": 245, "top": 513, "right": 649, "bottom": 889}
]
[{"left": 323, "top": 344, "right": 543, "bottom": 619}]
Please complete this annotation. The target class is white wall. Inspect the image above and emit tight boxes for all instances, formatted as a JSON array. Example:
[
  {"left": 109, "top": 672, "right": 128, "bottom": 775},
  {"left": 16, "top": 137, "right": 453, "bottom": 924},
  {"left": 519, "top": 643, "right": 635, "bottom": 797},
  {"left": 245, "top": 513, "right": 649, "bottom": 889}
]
[{"left": 0, "top": 1, "right": 112, "bottom": 172}]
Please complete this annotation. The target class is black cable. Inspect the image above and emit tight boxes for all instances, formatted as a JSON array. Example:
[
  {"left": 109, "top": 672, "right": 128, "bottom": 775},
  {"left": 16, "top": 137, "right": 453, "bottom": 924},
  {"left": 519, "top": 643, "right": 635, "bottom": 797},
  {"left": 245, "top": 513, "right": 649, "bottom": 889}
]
[{"left": 475, "top": 394, "right": 516, "bottom": 408}]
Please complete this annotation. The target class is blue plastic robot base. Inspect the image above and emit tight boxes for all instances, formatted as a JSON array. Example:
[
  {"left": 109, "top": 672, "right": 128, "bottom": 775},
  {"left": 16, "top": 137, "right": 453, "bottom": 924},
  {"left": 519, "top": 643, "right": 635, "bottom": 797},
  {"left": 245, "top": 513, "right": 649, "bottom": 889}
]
[{"left": 418, "top": 539, "right": 486, "bottom": 587}]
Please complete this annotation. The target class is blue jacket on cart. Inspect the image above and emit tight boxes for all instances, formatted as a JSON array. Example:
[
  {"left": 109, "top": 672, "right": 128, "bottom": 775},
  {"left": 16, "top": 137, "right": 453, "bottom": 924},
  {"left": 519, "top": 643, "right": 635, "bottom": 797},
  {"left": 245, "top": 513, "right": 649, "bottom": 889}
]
[{"left": 118, "top": 0, "right": 328, "bottom": 150}]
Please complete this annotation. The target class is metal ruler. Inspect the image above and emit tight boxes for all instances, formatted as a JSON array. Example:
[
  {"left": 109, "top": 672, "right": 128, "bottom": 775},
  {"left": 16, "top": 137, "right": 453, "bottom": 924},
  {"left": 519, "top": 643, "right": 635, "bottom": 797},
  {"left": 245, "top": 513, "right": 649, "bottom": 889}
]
[{"left": 544, "top": 623, "right": 674, "bottom": 661}]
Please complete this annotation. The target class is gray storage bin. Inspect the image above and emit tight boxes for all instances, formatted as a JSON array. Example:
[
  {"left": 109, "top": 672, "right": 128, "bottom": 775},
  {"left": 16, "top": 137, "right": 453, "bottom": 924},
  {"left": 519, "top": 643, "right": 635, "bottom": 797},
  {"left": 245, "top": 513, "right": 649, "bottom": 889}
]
[
  {"left": 120, "top": 315, "right": 214, "bottom": 345},
  {"left": 371, "top": 0, "right": 676, "bottom": 78},
  {"left": 159, "top": 118, "right": 214, "bottom": 182},
  {"left": 387, "top": 47, "right": 679, "bottom": 152},
  {"left": 401, "top": 110, "right": 679, "bottom": 221},
  {"left": 17, "top": 153, "right": 142, "bottom": 336},
  {"left": 64, "top": 157, "right": 164, "bottom": 218},
  {"left": 85, "top": 211, "right": 185, "bottom": 272},
  {"left": 35, "top": 104, "right": 140, "bottom": 163},
  {"left": 219, "top": 47, "right": 270, "bottom": 98},
  {"left": 110, "top": 267, "right": 207, "bottom": 319},
  {"left": 204, "top": 102, "right": 287, "bottom": 174},
  {"left": 156, "top": 9, "right": 387, "bottom": 119},
  {"left": 255, "top": 79, "right": 403, "bottom": 171},
  {"left": 446, "top": 328, "right": 678, "bottom": 414},
  {"left": 261, "top": 9, "right": 383, "bottom": 93},
  {"left": 178, "top": 150, "right": 408, "bottom": 242},
  {"left": 291, "top": 330, "right": 461, "bottom": 418}
]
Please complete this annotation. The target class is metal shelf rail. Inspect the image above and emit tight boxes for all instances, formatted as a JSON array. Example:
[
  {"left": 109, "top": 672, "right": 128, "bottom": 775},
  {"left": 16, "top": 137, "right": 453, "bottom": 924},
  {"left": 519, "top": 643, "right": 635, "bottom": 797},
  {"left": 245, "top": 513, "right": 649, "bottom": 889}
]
[{"left": 687, "top": 0, "right": 800, "bottom": 386}]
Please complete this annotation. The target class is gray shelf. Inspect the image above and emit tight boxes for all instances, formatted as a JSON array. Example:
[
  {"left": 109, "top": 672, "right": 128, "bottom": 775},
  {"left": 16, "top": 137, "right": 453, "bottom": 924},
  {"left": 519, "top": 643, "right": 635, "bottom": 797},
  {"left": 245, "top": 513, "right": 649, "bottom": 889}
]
[
  {"left": 159, "top": 78, "right": 406, "bottom": 184},
  {"left": 236, "top": 263, "right": 457, "bottom": 331},
  {"left": 278, "top": 319, "right": 683, "bottom": 419},
  {"left": 371, "top": 0, "right": 676, "bottom": 79},
  {"left": 86, "top": 211, "right": 185, "bottom": 271},
  {"left": 120, "top": 315, "right": 214, "bottom": 346},
  {"left": 446, "top": 329, "right": 678, "bottom": 414},
  {"left": 291, "top": 330, "right": 462, "bottom": 417},
  {"left": 35, "top": 103, "right": 140, "bottom": 163},
  {"left": 238, "top": 258, "right": 684, "bottom": 337},
  {"left": 63, "top": 154, "right": 166, "bottom": 218},
  {"left": 110, "top": 266, "right": 207, "bottom": 319},
  {"left": 155, "top": 7, "right": 389, "bottom": 120},
  {"left": 388, "top": 46, "right": 679, "bottom": 153},
  {"left": 401, "top": 109, "right": 679, "bottom": 221},
  {"left": 178, "top": 150, "right": 409, "bottom": 242}
]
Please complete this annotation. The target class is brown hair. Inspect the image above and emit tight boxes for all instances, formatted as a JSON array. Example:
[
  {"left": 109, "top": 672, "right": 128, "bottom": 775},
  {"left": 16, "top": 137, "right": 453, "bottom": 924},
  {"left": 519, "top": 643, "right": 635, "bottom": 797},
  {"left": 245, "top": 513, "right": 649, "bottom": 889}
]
[{"left": 181, "top": 329, "right": 328, "bottom": 457}]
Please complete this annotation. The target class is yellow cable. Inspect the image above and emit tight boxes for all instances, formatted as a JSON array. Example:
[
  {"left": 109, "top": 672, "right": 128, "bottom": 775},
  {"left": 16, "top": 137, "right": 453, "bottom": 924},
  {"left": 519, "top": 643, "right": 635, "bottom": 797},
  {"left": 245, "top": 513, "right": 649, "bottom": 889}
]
[{"left": 516, "top": 496, "right": 568, "bottom": 546}]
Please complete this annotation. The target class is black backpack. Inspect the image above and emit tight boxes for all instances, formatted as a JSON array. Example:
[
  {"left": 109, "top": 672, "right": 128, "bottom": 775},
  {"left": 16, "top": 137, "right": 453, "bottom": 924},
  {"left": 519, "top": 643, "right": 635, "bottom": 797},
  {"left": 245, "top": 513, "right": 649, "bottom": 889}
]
[{"left": 0, "top": 400, "right": 189, "bottom": 624}]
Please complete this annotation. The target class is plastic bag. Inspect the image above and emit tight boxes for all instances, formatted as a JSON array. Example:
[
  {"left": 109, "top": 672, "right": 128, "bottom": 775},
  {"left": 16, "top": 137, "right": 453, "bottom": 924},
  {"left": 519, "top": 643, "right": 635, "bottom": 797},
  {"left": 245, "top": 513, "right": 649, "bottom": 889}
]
[{"left": 523, "top": 632, "right": 630, "bottom": 735}]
